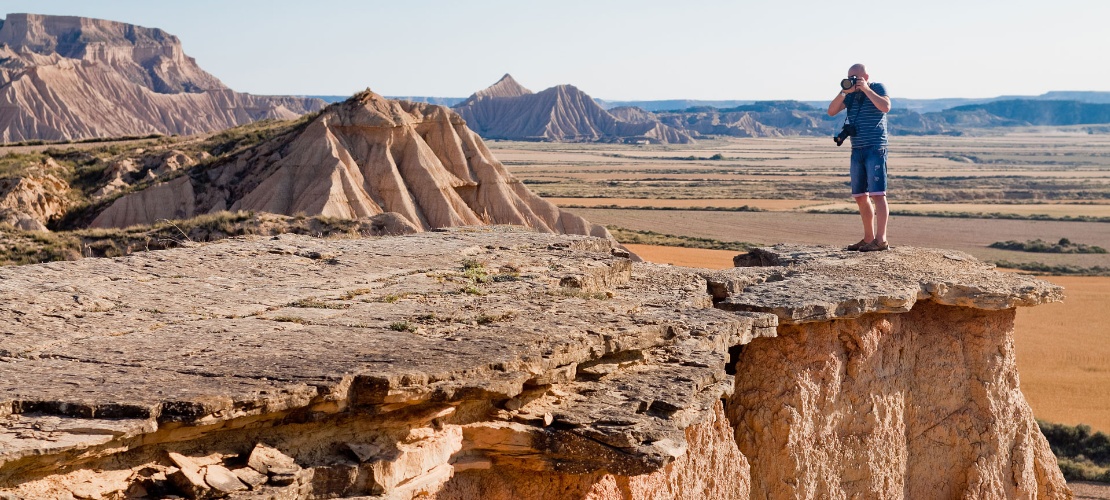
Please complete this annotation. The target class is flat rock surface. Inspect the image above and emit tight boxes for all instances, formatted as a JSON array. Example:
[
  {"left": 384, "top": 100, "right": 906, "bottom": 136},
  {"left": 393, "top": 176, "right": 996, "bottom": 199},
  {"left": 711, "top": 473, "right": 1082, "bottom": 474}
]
[
  {"left": 711, "top": 244, "right": 1063, "bottom": 323},
  {"left": 0, "top": 228, "right": 771, "bottom": 476}
]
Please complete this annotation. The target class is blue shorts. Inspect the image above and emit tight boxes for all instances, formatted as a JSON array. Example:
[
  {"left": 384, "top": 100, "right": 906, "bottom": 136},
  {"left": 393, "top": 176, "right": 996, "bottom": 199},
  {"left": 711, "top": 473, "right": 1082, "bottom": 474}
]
[{"left": 850, "top": 145, "right": 888, "bottom": 197}]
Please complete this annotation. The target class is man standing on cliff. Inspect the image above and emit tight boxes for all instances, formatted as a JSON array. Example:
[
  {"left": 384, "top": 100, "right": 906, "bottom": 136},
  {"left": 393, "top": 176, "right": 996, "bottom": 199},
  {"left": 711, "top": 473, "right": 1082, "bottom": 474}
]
[{"left": 828, "top": 63, "right": 892, "bottom": 252}]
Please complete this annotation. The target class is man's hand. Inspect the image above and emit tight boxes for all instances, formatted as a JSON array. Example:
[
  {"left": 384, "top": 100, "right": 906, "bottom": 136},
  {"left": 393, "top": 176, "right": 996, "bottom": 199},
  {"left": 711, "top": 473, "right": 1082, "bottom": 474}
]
[{"left": 853, "top": 77, "right": 869, "bottom": 94}]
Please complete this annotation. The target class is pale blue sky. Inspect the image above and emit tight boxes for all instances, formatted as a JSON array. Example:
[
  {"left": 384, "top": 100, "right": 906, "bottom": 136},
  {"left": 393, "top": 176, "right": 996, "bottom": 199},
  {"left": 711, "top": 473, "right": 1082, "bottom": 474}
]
[{"left": 4, "top": 1, "right": 1108, "bottom": 100}]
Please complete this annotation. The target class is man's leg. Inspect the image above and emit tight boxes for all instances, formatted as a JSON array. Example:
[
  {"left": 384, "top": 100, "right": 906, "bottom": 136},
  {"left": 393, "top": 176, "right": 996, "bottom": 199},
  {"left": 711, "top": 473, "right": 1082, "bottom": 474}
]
[
  {"left": 855, "top": 194, "right": 875, "bottom": 242},
  {"left": 858, "top": 146, "right": 890, "bottom": 251},
  {"left": 849, "top": 148, "right": 874, "bottom": 244},
  {"left": 871, "top": 194, "right": 888, "bottom": 243}
]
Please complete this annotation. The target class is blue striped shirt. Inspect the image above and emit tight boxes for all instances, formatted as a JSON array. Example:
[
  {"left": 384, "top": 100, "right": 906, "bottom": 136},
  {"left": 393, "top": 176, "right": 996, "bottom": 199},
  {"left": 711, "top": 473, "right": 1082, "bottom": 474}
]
[{"left": 844, "top": 82, "right": 888, "bottom": 148}]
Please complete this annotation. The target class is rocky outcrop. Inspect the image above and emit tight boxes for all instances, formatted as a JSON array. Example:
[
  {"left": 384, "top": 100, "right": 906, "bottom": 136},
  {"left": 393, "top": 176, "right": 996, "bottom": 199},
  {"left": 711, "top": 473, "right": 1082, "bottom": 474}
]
[
  {"left": 453, "top": 76, "right": 693, "bottom": 144},
  {"left": 89, "top": 91, "right": 612, "bottom": 242},
  {"left": 711, "top": 245, "right": 1069, "bottom": 498},
  {"left": 0, "top": 13, "right": 325, "bottom": 142},
  {"left": 0, "top": 164, "right": 70, "bottom": 230},
  {"left": 0, "top": 230, "right": 1069, "bottom": 498}
]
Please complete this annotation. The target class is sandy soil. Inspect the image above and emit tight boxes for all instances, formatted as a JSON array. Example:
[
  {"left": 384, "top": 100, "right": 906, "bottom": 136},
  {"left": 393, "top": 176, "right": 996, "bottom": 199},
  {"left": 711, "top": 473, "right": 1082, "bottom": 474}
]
[
  {"left": 807, "top": 201, "right": 1110, "bottom": 218},
  {"left": 549, "top": 198, "right": 824, "bottom": 210},
  {"left": 624, "top": 244, "right": 737, "bottom": 269},
  {"left": 1071, "top": 481, "right": 1110, "bottom": 499}
]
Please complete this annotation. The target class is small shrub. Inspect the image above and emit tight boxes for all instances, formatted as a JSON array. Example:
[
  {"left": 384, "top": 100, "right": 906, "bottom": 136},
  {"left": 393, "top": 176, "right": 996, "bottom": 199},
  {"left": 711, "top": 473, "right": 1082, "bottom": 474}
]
[
  {"left": 389, "top": 321, "right": 415, "bottom": 332},
  {"left": 272, "top": 316, "right": 307, "bottom": 324},
  {"left": 289, "top": 298, "right": 350, "bottom": 309}
]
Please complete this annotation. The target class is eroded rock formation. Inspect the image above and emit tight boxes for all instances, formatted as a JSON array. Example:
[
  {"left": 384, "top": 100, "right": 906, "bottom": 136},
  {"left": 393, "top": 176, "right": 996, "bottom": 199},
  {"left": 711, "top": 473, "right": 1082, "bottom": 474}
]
[
  {"left": 90, "top": 92, "right": 612, "bottom": 241},
  {"left": 453, "top": 75, "right": 693, "bottom": 144},
  {"left": 0, "top": 13, "right": 325, "bottom": 142},
  {"left": 0, "top": 162, "right": 70, "bottom": 231},
  {"left": 0, "top": 229, "right": 1070, "bottom": 498}
]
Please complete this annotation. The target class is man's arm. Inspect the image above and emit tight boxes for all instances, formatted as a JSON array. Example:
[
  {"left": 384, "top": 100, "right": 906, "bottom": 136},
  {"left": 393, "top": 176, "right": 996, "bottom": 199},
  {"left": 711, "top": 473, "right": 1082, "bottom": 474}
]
[
  {"left": 859, "top": 84, "right": 891, "bottom": 113},
  {"left": 827, "top": 91, "right": 848, "bottom": 116}
]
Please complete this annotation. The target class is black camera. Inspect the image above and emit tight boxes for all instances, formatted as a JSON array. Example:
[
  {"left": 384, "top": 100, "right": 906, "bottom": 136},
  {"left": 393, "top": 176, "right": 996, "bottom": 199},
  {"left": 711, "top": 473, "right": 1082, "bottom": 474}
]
[
  {"left": 834, "top": 123, "right": 856, "bottom": 147},
  {"left": 840, "top": 76, "right": 859, "bottom": 90}
]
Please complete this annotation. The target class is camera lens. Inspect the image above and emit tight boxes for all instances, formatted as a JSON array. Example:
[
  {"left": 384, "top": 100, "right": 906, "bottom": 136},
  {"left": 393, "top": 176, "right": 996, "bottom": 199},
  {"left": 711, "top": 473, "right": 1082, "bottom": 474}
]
[{"left": 840, "top": 79, "right": 854, "bottom": 90}]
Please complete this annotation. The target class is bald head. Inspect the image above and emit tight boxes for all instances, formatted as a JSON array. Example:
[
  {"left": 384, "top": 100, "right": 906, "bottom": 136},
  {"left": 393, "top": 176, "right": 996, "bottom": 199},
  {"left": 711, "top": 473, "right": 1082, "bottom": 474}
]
[{"left": 849, "top": 64, "right": 868, "bottom": 78}]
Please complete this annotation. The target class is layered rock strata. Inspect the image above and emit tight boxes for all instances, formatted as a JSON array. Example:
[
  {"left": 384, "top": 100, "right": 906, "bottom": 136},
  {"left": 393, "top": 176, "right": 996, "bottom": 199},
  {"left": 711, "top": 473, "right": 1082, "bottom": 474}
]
[
  {"left": 0, "top": 13, "right": 325, "bottom": 142},
  {"left": 90, "top": 92, "right": 612, "bottom": 243},
  {"left": 0, "top": 231, "right": 1069, "bottom": 498}
]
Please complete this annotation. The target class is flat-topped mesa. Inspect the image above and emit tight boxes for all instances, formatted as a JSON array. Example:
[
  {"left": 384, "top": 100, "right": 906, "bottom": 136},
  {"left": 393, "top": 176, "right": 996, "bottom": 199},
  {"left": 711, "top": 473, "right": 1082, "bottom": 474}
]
[
  {"left": 0, "top": 234, "right": 1069, "bottom": 499},
  {"left": 0, "top": 13, "right": 325, "bottom": 142},
  {"left": 89, "top": 91, "right": 614, "bottom": 245}
]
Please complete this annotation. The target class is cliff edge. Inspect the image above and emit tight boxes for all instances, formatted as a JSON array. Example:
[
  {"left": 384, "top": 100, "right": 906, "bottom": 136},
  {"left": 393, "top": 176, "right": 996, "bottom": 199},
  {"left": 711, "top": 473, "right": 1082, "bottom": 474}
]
[{"left": 0, "top": 230, "right": 1070, "bottom": 498}]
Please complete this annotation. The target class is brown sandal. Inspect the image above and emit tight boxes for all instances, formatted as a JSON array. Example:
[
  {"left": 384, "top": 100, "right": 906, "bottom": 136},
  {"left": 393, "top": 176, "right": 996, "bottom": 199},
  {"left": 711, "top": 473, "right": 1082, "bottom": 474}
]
[
  {"left": 846, "top": 239, "right": 870, "bottom": 251},
  {"left": 859, "top": 240, "right": 889, "bottom": 252}
]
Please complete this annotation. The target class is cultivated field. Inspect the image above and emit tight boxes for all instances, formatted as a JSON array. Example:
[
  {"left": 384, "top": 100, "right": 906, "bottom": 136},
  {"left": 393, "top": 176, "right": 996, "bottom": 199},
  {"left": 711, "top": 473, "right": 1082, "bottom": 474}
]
[{"left": 500, "top": 133, "right": 1110, "bottom": 433}]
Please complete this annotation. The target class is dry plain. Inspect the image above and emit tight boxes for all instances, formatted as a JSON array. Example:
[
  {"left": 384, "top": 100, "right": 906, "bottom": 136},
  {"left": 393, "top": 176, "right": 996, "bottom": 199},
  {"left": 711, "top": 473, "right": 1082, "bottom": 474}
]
[{"left": 497, "top": 133, "right": 1110, "bottom": 433}]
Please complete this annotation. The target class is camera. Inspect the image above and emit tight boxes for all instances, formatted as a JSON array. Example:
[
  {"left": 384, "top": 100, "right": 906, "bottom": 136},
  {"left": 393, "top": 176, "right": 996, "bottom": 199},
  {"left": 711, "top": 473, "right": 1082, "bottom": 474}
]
[
  {"left": 834, "top": 123, "right": 856, "bottom": 147},
  {"left": 840, "top": 76, "right": 859, "bottom": 90}
]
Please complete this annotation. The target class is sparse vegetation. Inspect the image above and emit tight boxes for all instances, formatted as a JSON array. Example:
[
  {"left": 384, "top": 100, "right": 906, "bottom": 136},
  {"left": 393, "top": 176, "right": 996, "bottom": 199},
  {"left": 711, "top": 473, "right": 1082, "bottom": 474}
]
[
  {"left": 272, "top": 316, "right": 308, "bottom": 324},
  {"left": 289, "top": 298, "right": 351, "bottom": 309},
  {"left": 1039, "top": 420, "right": 1110, "bottom": 483},
  {"left": 993, "top": 260, "right": 1110, "bottom": 276},
  {"left": 340, "top": 288, "right": 373, "bottom": 300},
  {"left": 389, "top": 321, "right": 416, "bottom": 332},
  {"left": 990, "top": 238, "right": 1106, "bottom": 254},
  {"left": 606, "top": 226, "right": 756, "bottom": 251},
  {"left": 0, "top": 211, "right": 398, "bottom": 267}
]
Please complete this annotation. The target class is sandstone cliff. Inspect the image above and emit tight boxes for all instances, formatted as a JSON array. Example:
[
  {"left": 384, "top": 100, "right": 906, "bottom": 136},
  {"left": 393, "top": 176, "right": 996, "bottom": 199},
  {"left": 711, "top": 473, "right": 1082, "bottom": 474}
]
[
  {"left": 453, "top": 75, "right": 693, "bottom": 144},
  {"left": 89, "top": 91, "right": 611, "bottom": 241},
  {"left": 0, "top": 229, "right": 1070, "bottom": 498},
  {"left": 0, "top": 13, "right": 325, "bottom": 142}
]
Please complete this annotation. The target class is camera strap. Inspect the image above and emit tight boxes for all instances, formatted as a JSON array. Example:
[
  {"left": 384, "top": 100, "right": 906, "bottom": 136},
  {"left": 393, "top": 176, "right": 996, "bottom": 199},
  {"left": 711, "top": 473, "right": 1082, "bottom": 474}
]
[{"left": 844, "top": 90, "right": 864, "bottom": 126}]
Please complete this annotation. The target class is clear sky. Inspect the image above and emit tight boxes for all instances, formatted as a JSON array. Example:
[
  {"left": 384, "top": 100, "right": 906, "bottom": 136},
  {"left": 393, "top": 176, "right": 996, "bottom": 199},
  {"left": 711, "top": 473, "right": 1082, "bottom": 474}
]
[{"left": 4, "top": 1, "right": 1108, "bottom": 101}]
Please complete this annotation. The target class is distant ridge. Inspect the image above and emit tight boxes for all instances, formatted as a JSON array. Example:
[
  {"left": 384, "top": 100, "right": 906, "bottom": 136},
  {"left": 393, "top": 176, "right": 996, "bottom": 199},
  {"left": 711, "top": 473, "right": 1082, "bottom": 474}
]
[
  {"left": 453, "top": 75, "right": 693, "bottom": 143},
  {"left": 0, "top": 13, "right": 325, "bottom": 143}
]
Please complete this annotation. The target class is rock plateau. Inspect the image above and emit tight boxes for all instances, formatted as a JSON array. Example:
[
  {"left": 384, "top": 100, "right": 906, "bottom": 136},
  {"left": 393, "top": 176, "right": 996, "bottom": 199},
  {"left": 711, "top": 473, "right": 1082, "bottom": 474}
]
[
  {"left": 0, "top": 13, "right": 325, "bottom": 142},
  {"left": 0, "top": 228, "right": 1070, "bottom": 498}
]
